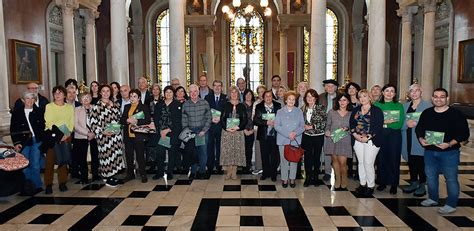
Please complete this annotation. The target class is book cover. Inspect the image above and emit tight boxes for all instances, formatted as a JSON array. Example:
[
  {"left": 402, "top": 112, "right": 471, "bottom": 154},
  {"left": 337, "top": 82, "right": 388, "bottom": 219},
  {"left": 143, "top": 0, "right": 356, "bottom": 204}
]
[
  {"left": 262, "top": 113, "right": 275, "bottom": 120},
  {"left": 383, "top": 110, "right": 400, "bottom": 121},
  {"left": 104, "top": 122, "right": 121, "bottom": 134},
  {"left": 195, "top": 135, "right": 206, "bottom": 146},
  {"left": 425, "top": 130, "right": 445, "bottom": 145},
  {"left": 331, "top": 128, "right": 348, "bottom": 143},
  {"left": 132, "top": 111, "right": 145, "bottom": 120},
  {"left": 405, "top": 112, "right": 422, "bottom": 122},
  {"left": 158, "top": 136, "right": 171, "bottom": 148},
  {"left": 58, "top": 124, "right": 71, "bottom": 136},
  {"left": 226, "top": 118, "right": 240, "bottom": 129}
]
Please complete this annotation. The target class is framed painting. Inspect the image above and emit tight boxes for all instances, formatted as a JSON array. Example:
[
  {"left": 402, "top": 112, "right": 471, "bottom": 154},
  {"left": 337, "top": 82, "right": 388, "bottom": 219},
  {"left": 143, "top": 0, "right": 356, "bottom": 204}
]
[
  {"left": 11, "top": 39, "right": 42, "bottom": 84},
  {"left": 458, "top": 38, "right": 474, "bottom": 83}
]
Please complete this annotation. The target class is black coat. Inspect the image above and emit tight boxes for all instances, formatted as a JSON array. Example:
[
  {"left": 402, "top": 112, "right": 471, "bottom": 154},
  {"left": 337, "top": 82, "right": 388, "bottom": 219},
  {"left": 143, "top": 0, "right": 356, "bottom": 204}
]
[
  {"left": 253, "top": 100, "right": 282, "bottom": 140},
  {"left": 120, "top": 103, "right": 152, "bottom": 142},
  {"left": 13, "top": 93, "right": 49, "bottom": 112},
  {"left": 204, "top": 92, "right": 227, "bottom": 130},
  {"left": 349, "top": 105, "right": 384, "bottom": 147},
  {"left": 153, "top": 100, "right": 183, "bottom": 145},
  {"left": 10, "top": 105, "right": 45, "bottom": 146},
  {"left": 220, "top": 102, "right": 248, "bottom": 131}
]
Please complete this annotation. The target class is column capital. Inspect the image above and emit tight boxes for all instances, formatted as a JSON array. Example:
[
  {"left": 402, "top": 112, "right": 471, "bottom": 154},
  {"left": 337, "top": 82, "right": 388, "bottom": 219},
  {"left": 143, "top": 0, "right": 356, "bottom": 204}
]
[
  {"left": 397, "top": 5, "right": 418, "bottom": 23},
  {"left": 84, "top": 9, "right": 100, "bottom": 25},
  {"left": 131, "top": 32, "right": 144, "bottom": 42},
  {"left": 204, "top": 25, "right": 215, "bottom": 37},
  {"left": 278, "top": 24, "right": 290, "bottom": 35},
  {"left": 56, "top": 0, "right": 79, "bottom": 16},
  {"left": 418, "top": 0, "right": 438, "bottom": 14}
]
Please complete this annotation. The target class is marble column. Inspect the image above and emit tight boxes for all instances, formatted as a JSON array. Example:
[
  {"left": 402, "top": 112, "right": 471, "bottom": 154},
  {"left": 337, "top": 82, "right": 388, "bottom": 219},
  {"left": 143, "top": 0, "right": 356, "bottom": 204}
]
[
  {"left": 57, "top": 0, "right": 79, "bottom": 80},
  {"left": 420, "top": 0, "right": 437, "bottom": 100},
  {"left": 397, "top": 5, "right": 417, "bottom": 101},
  {"left": 309, "top": 0, "right": 326, "bottom": 93},
  {"left": 205, "top": 26, "right": 215, "bottom": 83},
  {"left": 351, "top": 24, "right": 365, "bottom": 86},
  {"left": 0, "top": 0, "right": 11, "bottom": 133},
  {"left": 74, "top": 12, "right": 84, "bottom": 82},
  {"left": 85, "top": 9, "right": 99, "bottom": 83},
  {"left": 110, "top": 0, "right": 130, "bottom": 85},
  {"left": 366, "top": 0, "right": 386, "bottom": 89},
  {"left": 279, "top": 25, "right": 288, "bottom": 87},
  {"left": 131, "top": 25, "right": 144, "bottom": 87},
  {"left": 169, "top": 0, "right": 186, "bottom": 86}
]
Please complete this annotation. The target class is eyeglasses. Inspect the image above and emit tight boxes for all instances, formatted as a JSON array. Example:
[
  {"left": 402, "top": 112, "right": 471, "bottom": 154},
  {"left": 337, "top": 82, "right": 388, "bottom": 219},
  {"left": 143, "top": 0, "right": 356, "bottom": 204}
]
[{"left": 27, "top": 87, "right": 39, "bottom": 90}]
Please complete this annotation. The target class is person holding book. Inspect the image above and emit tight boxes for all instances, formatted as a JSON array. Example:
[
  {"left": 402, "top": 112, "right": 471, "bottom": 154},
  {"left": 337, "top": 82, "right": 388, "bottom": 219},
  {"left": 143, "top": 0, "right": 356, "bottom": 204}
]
[
  {"left": 43, "top": 86, "right": 74, "bottom": 194},
  {"left": 253, "top": 90, "right": 281, "bottom": 181},
  {"left": 416, "top": 88, "right": 469, "bottom": 214},
  {"left": 10, "top": 91, "right": 45, "bottom": 194},
  {"left": 120, "top": 89, "right": 152, "bottom": 183},
  {"left": 401, "top": 84, "right": 432, "bottom": 197},
  {"left": 324, "top": 93, "right": 353, "bottom": 190},
  {"left": 153, "top": 86, "right": 182, "bottom": 180},
  {"left": 374, "top": 84, "right": 405, "bottom": 194},
  {"left": 350, "top": 89, "right": 384, "bottom": 196},
  {"left": 219, "top": 86, "right": 248, "bottom": 180},
  {"left": 301, "top": 89, "right": 327, "bottom": 187},
  {"left": 204, "top": 80, "right": 227, "bottom": 175},
  {"left": 251, "top": 85, "right": 267, "bottom": 176},
  {"left": 181, "top": 84, "right": 212, "bottom": 180},
  {"left": 88, "top": 84, "right": 125, "bottom": 187},
  {"left": 275, "top": 91, "right": 305, "bottom": 188},
  {"left": 242, "top": 89, "right": 255, "bottom": 174}
]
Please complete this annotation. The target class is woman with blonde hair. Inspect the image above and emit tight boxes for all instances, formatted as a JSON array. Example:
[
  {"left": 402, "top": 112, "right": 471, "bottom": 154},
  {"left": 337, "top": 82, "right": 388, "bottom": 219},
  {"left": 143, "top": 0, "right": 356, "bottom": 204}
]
[{"left": 220, "top": 86, "right": 248, "bottom": 179}]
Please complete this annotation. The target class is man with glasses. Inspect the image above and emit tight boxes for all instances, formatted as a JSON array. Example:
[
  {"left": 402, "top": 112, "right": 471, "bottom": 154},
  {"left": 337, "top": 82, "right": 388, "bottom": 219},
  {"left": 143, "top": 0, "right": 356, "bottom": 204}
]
[
  {"left": 13, "top": 82, "right": 49, "bottom": 111},
  {"left": 416, "top": 88, "right": 469, "bottom": 214}
]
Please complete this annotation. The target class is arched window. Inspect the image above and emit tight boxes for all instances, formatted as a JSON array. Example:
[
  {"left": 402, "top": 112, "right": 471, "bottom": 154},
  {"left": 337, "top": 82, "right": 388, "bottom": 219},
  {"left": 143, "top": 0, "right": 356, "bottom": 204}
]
[
  {"left": 229, "top": 10, "right": 264, "bottom": 91},
  {"left": 156, "top": 9, "right": 191, "bottom": 86},
  {"left": 303, "top": 8, "right": 338, "bottom": 81}
]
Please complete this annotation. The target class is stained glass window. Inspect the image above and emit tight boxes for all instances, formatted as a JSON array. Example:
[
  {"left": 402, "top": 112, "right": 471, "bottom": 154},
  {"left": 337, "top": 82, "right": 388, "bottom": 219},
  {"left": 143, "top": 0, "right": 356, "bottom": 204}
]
[
  {"left": 303, "top": 8, "right": 338, "bottom": 81},
  {"left": 229, "top": 10, "right": 264, "bottom": 91},
  {"left": 156, "top": 9, "right": 191, "bottom": 86}
]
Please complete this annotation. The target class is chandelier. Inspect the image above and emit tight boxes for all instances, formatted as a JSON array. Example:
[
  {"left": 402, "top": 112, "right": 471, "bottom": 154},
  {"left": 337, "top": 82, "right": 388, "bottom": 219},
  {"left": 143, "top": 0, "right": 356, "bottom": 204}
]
[{"left": 222, "top": 0, "right": 272, "bottom": 21}]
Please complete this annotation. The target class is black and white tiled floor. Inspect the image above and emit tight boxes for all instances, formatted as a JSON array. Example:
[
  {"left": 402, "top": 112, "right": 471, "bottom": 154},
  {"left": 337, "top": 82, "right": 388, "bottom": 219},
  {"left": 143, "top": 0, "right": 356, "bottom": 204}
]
[{"left": 1, "top": 148, "right": 474, "bottom": 230}]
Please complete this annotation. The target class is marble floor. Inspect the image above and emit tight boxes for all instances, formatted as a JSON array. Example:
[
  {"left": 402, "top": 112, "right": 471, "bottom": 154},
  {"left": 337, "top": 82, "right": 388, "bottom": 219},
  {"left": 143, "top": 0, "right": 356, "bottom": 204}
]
[{"left": 1, "top": 147, "right": 474, "bottom": 231}]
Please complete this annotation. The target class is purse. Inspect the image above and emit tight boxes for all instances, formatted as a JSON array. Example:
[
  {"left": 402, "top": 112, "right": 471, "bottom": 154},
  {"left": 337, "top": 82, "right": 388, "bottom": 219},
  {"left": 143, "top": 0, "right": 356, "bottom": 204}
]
[{"left": 284, "top": 140, "right": 304, "bottom": 163}]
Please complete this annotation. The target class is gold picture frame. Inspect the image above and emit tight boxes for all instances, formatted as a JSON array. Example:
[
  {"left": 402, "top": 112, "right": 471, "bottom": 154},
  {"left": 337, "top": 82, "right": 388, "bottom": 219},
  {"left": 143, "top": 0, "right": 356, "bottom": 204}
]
[
  {"left": 11, "top": 39, "right": 42, "bottom": 84},
  {"left": 458, "top": 38, "right": 474, "bottom": 83}
]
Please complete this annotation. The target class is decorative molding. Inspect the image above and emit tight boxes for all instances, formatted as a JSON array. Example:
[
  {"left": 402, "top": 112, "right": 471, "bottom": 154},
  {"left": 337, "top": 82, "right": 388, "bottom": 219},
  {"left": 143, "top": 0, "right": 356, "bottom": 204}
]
[
  {"left": 78, "top": 0, "right": 101, "bottom": 11},
  {"left": 397, "top": 6, "right": 417, "bottom": 24},
  {"left": 56, "top": 0, "right": 79, "bottom": 15},
  {"left": 277, "top": 14, "right": 310, "bottom": 28},
  {"left": 50, "top": 28, "right": 64, "bottom": 43},
  {"left": 48, "top": 6, "right": 63, "bottom": 26},
  {"left": 436, "top": 0, "right": 449, "bottom": 21},
  {"left": 84, "top": 8, "right": 99, "bottom": 25},
  {"left": 418, "top": 0, "right": 437, "bottom": 14},
  {"left": 184, "top": 14, "right": 215, "bottom": 27}
]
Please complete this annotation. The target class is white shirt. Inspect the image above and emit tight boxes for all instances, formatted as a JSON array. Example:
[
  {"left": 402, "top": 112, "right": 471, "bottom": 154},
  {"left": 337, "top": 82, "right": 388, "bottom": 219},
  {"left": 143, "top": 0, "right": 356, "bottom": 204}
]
[
  {"left": 140, "top": 91, "right": 147, "bottom": 104},
  {"left": 121, "top": 99, "right": 131, "bottom": 114},
  {"left": 24, "top": 108, "right": 35, "bottom": 137},
  {"left": 306, "top": 108, "right": 313, "bottom": 122}
]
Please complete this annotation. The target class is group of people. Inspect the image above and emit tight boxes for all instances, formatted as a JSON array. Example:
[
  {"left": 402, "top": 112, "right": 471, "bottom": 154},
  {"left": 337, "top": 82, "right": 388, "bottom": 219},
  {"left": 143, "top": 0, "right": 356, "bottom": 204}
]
[{"left": 10, "top": 74, "right": 469, "bottom": 215}]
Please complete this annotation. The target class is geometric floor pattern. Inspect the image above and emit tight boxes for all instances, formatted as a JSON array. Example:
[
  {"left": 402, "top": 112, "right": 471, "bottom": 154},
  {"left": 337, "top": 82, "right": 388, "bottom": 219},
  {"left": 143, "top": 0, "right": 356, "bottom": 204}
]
[{"left": 1, "top": 147, "right": 473, "bottom": 230}]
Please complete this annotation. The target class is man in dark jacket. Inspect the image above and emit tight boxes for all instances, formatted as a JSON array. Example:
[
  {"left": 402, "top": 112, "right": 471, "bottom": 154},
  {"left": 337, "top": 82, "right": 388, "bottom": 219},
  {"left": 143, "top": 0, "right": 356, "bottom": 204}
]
[{"left": 13, "top": 82, "right": 49, "bottom": 112}]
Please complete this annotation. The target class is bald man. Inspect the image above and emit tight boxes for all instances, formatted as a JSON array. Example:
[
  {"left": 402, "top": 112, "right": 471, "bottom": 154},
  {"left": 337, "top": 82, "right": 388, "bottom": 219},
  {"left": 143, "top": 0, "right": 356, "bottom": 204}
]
[{"left": 13, "top": 82, "right": 49, "bottom": 111}]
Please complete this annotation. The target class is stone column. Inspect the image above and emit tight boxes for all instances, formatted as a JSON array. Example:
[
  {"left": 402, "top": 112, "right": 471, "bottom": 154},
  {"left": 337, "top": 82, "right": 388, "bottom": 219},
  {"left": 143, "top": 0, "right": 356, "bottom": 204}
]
[
  {"left": 309, "top": 0, "right": 326, "bottom": 93},
  {"left": 0, "top": 0, "right": 11, "bottom": 134},
  {"left": 85, "top": 9, "right": 99, "bottom": 83},
  {"left": 57, "top": 0, "right": 79, "bottom": 80},
  {"left": 397, "top": 5, "right": 417, "bottom": 101},
  {"left": 366, "top": 0, "right": 386, "bottom": 89},
  {"left": 205, "top": 26, "right": 215, "bottom": 83},
  {"left": 169, "top": 0, "right": 187, "bottom": 86},
  {"left": 351, "top": 24, "right": 365, "bottom": 86},
  {"left": 74, "top": 12, "right": 84, "bottom": 82},
  {"left": 131, "top": 25, "right": 144, "bottom": 87},
  {"left": 110, "top": 0, "right": 130, "bottom": 85},
  {"left": 279, "top": 25, "right": 288, "bottom": 87},
  {"left": 420, "top": 0, "right": 437, "bottom": 100}
]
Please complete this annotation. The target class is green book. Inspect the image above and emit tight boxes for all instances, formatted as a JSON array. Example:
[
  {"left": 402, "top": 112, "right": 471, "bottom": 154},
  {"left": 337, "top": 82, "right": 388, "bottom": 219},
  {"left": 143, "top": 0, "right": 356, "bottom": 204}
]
[
  {"left": 405, "top": 112, "right": 422, "bottom": 122},
  {"left": 58, "top": 124, "right": 71, "bottom": 136},
  {"left": 331, "top": 128, "right": 348, "bottom": 143},
  {"left": 226, "top": 118, "right": 240, "bottom": 129},
  {"left": 211, "top": 109, "right": 221, "bottom": 119},
  {"left": 425, "top": 130, "right": 445, "bottom": 145},
  {"left": 383, "top": 110, "right": 400, "bottom": 121},
  {"left": 262, "top": 113, "right": 275, "bottom": 120},
  {"left": 132, "top": 111, "right": 145, "bottom": 119},
  {"left": 195, "top": 135, "right": 206, "bottom": 146},
  {"left": 104, "top": 122, "right": 121, "bottom": 134},
  {"left": 158, "top": 136, "right": 171, "bottom": 148}
]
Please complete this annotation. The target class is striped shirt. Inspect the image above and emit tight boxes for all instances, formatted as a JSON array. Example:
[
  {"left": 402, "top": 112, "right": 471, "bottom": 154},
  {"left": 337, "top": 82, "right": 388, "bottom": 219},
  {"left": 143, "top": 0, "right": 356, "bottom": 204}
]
[{"left": 182, "top": 98, "right": 212, "bottom": 133}]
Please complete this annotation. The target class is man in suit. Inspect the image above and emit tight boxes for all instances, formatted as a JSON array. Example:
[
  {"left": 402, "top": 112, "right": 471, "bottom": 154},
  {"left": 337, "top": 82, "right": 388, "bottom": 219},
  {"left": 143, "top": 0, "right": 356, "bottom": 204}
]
[
  {"left": 204, "top": 80, "right": 227, "bottom": 175},
  {"left": 271, "top": 75, "right": 281, "bottom": 100},
  {"left": 13, "top": 82, "right": 49, "bottom": 111},
  {"left": 117, "top": 85, "right": 131, "bottom": 114},
  {"left": 138, "top": 77, "right": 152, "bottom": 106},
  {"left": 199, "top": 75, "right": 214, "bottom": 99},
  {"left": 319, "top": 79, "right": 341, "bottom": 181},
  {"left": 237, "top": 78, "right": 246, "bottom": 102}
]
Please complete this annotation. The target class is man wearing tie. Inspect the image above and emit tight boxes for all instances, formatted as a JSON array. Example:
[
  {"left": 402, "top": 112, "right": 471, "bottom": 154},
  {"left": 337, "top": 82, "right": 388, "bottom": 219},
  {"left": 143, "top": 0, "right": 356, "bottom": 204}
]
[
  {"left": 237, "top": 78, "right": 247, "bottom": 102},
  {"left": 204, "top": 80, "right": 227, "bottom": 175}
]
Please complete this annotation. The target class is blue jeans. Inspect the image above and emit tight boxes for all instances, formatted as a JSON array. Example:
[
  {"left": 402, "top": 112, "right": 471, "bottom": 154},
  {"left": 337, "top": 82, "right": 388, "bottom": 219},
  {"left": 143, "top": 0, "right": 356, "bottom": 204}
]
[
  {"left": 21, "top": 137, "right": 43, "bottom": 189},
  {"left": 424, "top": 149, "right": 460, "bottom": 207}
]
